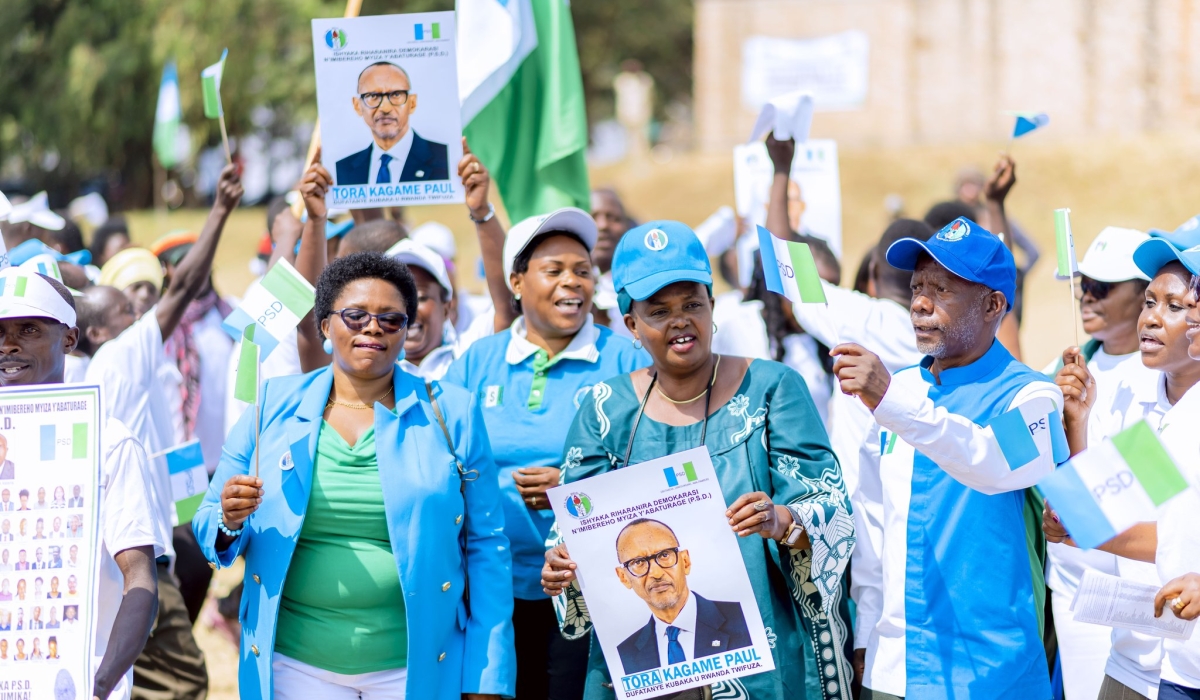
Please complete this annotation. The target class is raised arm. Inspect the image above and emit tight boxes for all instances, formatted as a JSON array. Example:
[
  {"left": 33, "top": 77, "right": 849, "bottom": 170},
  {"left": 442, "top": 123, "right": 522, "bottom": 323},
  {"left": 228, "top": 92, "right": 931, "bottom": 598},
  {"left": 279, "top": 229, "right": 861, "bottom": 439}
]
[
  {"left": 460, "top": 138, "right": 514, "bottom": 332},
  {"left": 295, "top": 162, "right": 334, "bottom": 372},
  {"left": 92, "top": 545, "right": 157, "bottom": 700},
  {"left": 155, "top": 164, "right": 243, "bottom": 339},
  {"left": 765, "top": 134, "right": 795, "bottom": 240}
]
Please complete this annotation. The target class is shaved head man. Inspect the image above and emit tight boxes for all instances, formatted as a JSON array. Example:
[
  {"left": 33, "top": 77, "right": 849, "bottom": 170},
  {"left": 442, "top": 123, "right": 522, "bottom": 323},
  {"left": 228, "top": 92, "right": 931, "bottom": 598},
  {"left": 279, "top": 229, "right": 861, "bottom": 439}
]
[{"left": 335, "top": 61, "right": 449, "bottom": 186}]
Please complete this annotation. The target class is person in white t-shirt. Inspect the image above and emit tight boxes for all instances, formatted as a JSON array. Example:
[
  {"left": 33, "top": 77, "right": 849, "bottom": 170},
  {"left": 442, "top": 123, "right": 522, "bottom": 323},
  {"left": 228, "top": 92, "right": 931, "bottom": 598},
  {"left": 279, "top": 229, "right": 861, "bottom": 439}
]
[
  {"left": 1048, "top": 241, "right": 1200, "bottom": 700},
  {"left": 1048, "top": 226, "right": 1158, "bottom": 700},
  {"left": 0, "top": 268, "right": 163, "bottom": 700},
  {"left": 77, "top": 164, "right": 242, "bottom": 700}
]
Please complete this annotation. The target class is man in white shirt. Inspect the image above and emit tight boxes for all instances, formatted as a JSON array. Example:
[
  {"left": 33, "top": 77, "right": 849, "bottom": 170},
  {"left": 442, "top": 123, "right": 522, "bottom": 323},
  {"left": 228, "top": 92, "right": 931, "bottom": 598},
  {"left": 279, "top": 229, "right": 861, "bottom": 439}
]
[
  {"left": 0, "top": 268, "right": 163, "bottom": 700},
  {"left": 78, "top": 164, "right": 242, "bottom": 700}
]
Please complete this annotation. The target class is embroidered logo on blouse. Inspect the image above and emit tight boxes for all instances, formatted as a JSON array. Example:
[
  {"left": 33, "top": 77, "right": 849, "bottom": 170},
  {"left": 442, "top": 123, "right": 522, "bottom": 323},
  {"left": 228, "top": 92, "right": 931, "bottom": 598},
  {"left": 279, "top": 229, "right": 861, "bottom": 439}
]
[
  {"left": 279, "top": 451, "right": 294, "bottom": 471},
  {"left": 483, "top": 385, "right": 503, "bottom": 408}
]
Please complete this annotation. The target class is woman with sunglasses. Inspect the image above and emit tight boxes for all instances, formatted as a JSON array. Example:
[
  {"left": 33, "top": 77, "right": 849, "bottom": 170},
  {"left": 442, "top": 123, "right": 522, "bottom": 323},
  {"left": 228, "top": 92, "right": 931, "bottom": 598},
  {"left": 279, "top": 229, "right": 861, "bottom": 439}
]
[
  {"left": 195, "top": 182, "right": 515, "bottom": 699},
  {"left": 542, "top": 221, "right": 854, "bottom": 700},
  {"left": 1047, "top": 238, "right": 1200, "bottom": 700},
  {"left": 443, "top": 149, "right": 648, "bottom": 700},
  {"left": 1044, "top": 227, "right": 1157, "bottom": 700}
]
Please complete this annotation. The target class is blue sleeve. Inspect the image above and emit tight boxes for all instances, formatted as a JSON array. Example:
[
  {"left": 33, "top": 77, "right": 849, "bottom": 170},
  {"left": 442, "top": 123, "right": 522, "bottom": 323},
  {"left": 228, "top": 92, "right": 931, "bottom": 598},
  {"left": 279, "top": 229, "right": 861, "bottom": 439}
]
[
  {"left": 456, "top": 390, "right": 517, "bottom": 696},
  {"left": 192, "top": 394, "right": 257, "bottom": 568}
]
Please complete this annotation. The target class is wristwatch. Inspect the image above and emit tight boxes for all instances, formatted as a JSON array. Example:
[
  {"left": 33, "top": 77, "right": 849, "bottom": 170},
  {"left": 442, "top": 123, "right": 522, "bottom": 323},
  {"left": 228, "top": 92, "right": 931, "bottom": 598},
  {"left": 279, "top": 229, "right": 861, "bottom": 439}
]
[
  {"left": 469, "top": 202, "right": 495, "bottom": 224},
  {"left": 781, "top": 521, "right": 805, "bottom": 547}
]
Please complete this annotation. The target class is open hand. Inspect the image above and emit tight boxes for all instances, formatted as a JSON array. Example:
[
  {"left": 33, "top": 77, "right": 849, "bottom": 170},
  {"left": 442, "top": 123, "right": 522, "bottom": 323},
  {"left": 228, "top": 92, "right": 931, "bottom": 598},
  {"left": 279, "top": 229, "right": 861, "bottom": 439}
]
[
  {"left": 831, "top": 344, "right": 892, "bottom": 411},
  {"left": 542, "top": 542, "right": 577, "bottom": 596},
  {"left": 459, "top": 138, "right": 492, "bottom": 221},
  {"left": 513, "top": 467, "right": 559, "bottom": 510}
]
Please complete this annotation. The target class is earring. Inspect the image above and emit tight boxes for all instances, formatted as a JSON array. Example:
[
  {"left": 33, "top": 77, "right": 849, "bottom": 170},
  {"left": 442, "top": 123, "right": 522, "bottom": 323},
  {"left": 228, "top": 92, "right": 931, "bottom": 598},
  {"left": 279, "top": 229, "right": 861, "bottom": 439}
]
[
  {"left": 712, "top": 322, "right": 719, "bottom": 334},
  {"left": 633, "top": 338, "right": 642, "bottom": 350},
  {"left": 514, "top": 293, "right": 522, "bottom": 301},
  {"left": 322, "top": 338, "right": 333, "bottom": 354}
]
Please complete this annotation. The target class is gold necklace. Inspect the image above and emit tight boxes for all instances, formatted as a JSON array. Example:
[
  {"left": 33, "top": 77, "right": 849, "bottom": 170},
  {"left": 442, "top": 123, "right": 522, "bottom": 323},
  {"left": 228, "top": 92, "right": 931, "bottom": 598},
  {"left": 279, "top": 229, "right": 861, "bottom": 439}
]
[
  {"left": 655, "top": 354, "right": 721, "bottom": 405},
  {"left": 326, "top": 384, "right": 394, "bottom": 410}
]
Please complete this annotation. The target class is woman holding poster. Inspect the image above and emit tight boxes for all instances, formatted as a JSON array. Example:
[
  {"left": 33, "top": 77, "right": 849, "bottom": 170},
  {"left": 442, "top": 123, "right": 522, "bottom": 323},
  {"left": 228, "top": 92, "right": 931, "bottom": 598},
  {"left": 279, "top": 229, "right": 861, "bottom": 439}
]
[
  {"left": 194, "top": 252, "right": 515, "bottom": 700},
  {"left": 543, "top": 221, "right": 855, "bottom": 700}
]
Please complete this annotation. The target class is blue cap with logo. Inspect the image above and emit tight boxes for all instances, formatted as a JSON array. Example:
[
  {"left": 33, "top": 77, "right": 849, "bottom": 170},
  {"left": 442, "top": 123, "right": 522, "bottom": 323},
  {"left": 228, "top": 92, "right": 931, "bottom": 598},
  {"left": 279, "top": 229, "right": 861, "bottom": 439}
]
[
  {"left": 885, "top": 216, "right": 1017, "bottom": 311},
  {"left": 1134, "top": 215, "right": 1200, "bottom": 279},
  {"left": 612, "top": 221, "right": 712, "bottom": 314}
]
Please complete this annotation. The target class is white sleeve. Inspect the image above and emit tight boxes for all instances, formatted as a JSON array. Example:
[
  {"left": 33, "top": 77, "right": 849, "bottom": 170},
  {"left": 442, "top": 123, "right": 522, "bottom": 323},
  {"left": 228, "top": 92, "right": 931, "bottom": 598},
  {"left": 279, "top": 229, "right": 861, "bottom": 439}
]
[
  {"left": 850, "top": 420, "right": 885, "bottom": 647},
  {"left": 102, "top": 428, "right": 167, "bottom": 559},
  {"left": 791, "top": 283, "right": 919, "bottom": 372},
  {"left": 872, "top": 376, "right": 1065, "bottom": 495}
]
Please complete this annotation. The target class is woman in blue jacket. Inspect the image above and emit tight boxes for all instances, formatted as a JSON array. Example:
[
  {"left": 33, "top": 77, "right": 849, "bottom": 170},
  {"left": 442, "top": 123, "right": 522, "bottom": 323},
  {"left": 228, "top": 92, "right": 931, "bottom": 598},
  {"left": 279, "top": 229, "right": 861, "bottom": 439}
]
[{"left": 194, "top": 252, "right": 515, "bottom": 700}]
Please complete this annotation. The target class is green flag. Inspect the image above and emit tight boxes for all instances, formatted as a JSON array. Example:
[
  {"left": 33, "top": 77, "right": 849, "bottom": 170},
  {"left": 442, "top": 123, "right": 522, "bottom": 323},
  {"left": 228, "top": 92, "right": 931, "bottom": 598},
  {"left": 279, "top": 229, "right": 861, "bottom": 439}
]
[
  {"left": 234, "top": 324, "right": 259, "bottom": 404},
  {"left": 201, "top": 49, "right": 228, "bottom": 120},
  {"left": 459, "top": 0, "right": 590, "bottom": 222},
  {"left": 153, "top": 61, "right": 182, "bottom": 169}
]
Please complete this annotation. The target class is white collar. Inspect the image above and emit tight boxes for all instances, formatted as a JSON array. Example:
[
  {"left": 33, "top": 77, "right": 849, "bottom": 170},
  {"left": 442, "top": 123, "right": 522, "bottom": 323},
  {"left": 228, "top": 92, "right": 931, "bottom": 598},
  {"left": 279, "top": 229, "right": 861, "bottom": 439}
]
[
  {"left": 654, "top": 589, "right": 697, "bottom": 635},
  {"left": 505, "top": 316, "right": 600, "bottom": 365}
]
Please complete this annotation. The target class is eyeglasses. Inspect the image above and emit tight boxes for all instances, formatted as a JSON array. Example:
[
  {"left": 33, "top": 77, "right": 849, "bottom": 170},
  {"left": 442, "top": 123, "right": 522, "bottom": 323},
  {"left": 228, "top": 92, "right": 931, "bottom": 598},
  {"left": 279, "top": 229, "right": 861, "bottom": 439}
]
[
  {"left": 621, "top": 547, "right": 680, "bottom": 578},
  {"left": 359, "top": 91, "right": 410, "bottom": 109},
  {"left": 1079, "top": 277, "right": 1113, "bottom": 301},
  {"left": 331, "top": 308, "right": 409, "bottom": 334}
]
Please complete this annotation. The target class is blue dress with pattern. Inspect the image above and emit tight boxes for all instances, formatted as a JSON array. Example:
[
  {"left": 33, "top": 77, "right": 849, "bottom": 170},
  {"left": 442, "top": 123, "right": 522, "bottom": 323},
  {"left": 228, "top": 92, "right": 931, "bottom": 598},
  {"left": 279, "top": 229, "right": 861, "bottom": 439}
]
[{"left": 553, "top": 359, "right": 856, "bottom": 700}]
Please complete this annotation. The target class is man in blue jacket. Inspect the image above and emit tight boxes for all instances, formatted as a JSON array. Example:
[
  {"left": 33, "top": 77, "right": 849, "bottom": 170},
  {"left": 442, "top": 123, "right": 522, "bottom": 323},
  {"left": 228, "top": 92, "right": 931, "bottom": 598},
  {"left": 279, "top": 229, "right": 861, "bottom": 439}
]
[{"left": 833, "top": 217, "right": 1068, "bottom": 700}]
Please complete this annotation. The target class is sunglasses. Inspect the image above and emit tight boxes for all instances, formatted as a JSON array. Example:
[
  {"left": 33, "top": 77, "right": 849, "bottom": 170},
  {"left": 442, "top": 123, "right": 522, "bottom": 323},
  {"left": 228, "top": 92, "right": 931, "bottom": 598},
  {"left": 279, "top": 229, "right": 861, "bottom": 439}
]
[
  {"left": 1079, "top": 277, "right": 1113, "bottom": 301},
  {"left": 331, "top": 308, "right": 408, "bottom": 334}
]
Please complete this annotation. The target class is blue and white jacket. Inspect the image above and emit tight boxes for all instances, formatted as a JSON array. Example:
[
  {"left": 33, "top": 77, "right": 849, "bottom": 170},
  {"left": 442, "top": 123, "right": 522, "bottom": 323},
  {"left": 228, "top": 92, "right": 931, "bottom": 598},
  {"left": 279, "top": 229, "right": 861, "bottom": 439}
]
[{"left": 854, "top": 340, "right": 1066, "bottom": 700}]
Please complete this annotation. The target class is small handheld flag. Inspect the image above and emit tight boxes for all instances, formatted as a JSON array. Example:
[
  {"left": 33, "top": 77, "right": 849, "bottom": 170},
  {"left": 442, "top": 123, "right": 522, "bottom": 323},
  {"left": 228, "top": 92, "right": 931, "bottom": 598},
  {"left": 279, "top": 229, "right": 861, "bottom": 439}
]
[
  {"left": 1038, "top": 421, "right": 1190, "bottom": 550},
  {"left": 756, "top": 226, "right": 827, "bottom": 305},
  {"left": 1055, "top": 208, "right": 1081, "bottom": 345},
  {"left": 221, "top": 259, "right": 315, "bottom": 359},
  {"left": 163, "top": 440, "right": 207, "bottom": 524},
  {"left": 1012, "top": 112, "right": 1049, "bottom": 138},
  {"left": 987, "top": 397, "right": 1070, "bottom": 469},
  {"left": 201, "top": 49, "right": 231, "bottom": 163},
  {"left": 234, "top": 325, "right": 260, "bottom": 405},
  {"left": 154, "top": 61, "right": 182, "bottom": 169}
]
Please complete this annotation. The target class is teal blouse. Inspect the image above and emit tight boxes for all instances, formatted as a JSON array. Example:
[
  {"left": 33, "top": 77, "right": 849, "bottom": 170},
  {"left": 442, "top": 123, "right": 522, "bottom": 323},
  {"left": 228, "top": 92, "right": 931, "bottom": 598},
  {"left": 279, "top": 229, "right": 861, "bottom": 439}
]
[{"left": 553, "top": 359, "right": 855, "bottom": 700}]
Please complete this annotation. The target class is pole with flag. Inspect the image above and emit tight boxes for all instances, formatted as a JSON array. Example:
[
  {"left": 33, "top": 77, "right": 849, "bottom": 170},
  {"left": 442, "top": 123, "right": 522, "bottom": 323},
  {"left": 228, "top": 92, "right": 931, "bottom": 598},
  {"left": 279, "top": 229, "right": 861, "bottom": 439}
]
[
  {"left": 1055, "top": 208, "right": 1081, "bottom": 347},
  {"left": 154, "top": 62, "right": 182, "bottom": 170},
  {"left": 201, "top": 49, "right": 231, "bottom": 164},
  {"left": 234, "top": 325, "right": 261, "bottom": 478},
  {"left": 755, "top": 225, "right": 839, "bottom": 343}
]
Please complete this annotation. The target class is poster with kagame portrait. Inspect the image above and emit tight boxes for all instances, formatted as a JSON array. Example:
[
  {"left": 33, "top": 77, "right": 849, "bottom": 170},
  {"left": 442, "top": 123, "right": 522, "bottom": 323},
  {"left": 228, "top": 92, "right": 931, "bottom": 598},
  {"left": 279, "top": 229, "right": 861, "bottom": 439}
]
[
  {"left": 311, "top": 12, "right": 465, "bottom": 208},
  {"left": 549, "top": 447, "right": 774, "bottom": 699}
]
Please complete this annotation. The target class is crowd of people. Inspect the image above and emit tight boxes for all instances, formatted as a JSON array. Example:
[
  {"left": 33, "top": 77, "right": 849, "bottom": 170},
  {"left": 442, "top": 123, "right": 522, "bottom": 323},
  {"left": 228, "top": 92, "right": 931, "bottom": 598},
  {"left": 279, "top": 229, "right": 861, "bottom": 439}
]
[{"left": 1, "top": 125, "right": 1199, "bottom": 700}]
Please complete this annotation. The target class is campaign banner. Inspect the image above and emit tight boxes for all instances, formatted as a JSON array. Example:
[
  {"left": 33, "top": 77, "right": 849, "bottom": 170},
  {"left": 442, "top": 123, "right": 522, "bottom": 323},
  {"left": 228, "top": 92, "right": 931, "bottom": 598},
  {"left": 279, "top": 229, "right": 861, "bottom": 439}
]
[
  {"left": 733, "top": 139, "right": 843, "bottom": 257},
  {"left": 0, "top": 384, "right": 102, "bottom": 699},
  {"left": 548, "top": 447, "right": 774, "bottom": 699},
  {"left": 312, "top": 12, "right": 465, "bottom": 209}
]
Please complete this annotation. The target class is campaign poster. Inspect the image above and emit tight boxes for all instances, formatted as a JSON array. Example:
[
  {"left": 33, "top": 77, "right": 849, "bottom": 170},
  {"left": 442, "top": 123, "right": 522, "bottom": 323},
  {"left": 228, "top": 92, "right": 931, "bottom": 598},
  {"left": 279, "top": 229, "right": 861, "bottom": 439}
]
[
  {"left": 549, "top": 447, "right": 774, "bottom": 699},
  {"left": 733, "top": 139, "right": 843, "bottom": 257},
  {"left": 0, "top": 384, "right": 101, "bottom": 699},
  {"left": 312, "top": 12, "right": 465, "bottom": 209}
]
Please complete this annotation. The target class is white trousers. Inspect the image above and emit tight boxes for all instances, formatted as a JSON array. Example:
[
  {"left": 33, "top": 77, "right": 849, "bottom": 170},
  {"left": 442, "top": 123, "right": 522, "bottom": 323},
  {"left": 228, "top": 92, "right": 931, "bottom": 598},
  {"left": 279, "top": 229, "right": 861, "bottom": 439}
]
[
  {"left": 273, "top": 653, "right": 408, "bottom": 700},
  {"left": 1053, "top": 588, "right": 1113, "bottom": 700}
]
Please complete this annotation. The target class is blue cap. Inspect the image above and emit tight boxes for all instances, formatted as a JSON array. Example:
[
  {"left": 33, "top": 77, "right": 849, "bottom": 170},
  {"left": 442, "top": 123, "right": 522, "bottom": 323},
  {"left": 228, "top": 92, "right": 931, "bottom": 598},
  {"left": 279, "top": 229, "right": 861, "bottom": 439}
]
[
  {"left": 9, "top": 239, "right": 90, "bottom": 267},
  {"left": 326, "top": 218, "right": 354, "bottom": 240},
  {"left": 1133, "top": 235, "right": 1200, "bottom": 278},
  {"left": 612, "top": 221, "right": 712, "bottom": 309},
  {"left": 886, "top": 217, "right": 1016, "bottom": 311},
  {"left": 1147, "top": 214, "right": 1200, "bottom": 249}
]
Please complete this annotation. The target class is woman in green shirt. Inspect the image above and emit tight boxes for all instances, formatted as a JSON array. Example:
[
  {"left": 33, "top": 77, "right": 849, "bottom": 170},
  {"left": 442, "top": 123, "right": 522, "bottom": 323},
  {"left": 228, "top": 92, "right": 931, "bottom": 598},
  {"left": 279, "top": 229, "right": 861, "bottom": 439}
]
[{"left": 542, "top": 221, "right": 855, "bottom": 700}]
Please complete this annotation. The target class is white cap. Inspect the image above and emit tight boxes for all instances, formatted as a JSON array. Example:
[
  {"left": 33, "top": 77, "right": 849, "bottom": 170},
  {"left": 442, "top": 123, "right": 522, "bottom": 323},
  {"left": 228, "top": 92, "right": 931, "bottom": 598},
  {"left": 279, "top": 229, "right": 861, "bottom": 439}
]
[
  {"left": 1078, "top": 226, "right": 1152, "bottom": 282},
  {"left": 20, "top": 255, "right": 81, "bottom": 297},
  {"left": 386, "top": 239, "right": 453, "bottom": 296},
  {"left": 410, "top": 222, "right": 457, "bottom": 262},
  {"left": 502, "top": 208, "right": 598, "bottom": 292},
  {"left": 0, "top": 267, "right": 77, "bottom": 326},
  {"left": 7, "top": 193, "right": 65, "bottom": 231}
]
